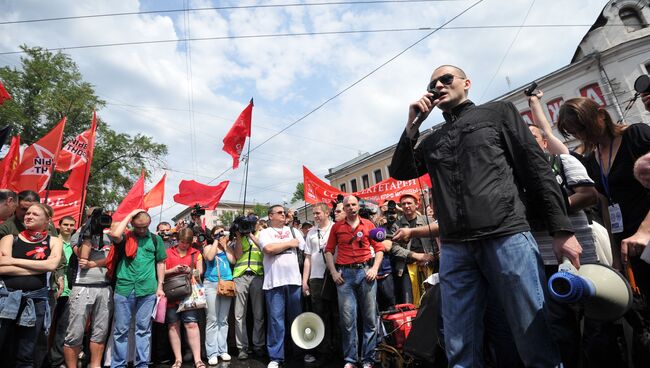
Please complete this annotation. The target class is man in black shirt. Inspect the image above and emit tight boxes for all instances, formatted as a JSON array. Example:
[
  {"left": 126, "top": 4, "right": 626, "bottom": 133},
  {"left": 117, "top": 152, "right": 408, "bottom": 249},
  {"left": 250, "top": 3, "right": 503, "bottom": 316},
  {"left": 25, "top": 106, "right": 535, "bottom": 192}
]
[{"left": 390, "top": 65, "right": 582, "bottom": 367}]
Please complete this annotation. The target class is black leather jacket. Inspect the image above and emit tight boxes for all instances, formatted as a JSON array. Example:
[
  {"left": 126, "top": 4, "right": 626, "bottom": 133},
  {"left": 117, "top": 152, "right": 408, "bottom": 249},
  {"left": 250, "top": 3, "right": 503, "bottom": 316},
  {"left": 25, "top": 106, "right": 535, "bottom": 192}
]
[{"left": 390, "top": 100, "right": 573, "bottom": 242}]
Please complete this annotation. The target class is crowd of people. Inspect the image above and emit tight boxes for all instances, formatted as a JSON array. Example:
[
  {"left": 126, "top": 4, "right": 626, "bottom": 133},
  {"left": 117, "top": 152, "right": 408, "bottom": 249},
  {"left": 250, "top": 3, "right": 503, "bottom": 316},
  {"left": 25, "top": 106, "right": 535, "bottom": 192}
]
[{"left": 0, "top": 63, "right": 649, "bottom": 368}]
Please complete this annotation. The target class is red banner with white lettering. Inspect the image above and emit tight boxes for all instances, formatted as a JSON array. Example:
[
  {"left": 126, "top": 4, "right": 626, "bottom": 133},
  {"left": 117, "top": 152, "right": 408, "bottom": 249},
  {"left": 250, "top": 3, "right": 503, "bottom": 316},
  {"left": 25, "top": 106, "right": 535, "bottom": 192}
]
[
  {"left": 303, "top": 166, "right": 431, "bottom": 205},
  {"left": 56, "top": 126, "right": 94, "bottom": 172},
  {"left": 580, "top": 83, "right": 606, "bottom": 107},
  {"left": 546, "top": 97, "right": 564, "bottom": 125},
  {"left": 42, "top": 190, "right": 82, "bottom": 226}
]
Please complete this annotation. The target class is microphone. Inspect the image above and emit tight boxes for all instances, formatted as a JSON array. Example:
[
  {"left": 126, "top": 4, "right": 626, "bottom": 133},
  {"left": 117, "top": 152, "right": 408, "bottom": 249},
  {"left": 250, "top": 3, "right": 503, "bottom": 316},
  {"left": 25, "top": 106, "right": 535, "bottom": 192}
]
[
  {"left": 410, "top": 90, "right": 440, "bottom": 128},
  {"left": 370, "top": 227, "right": 387, "bottom": 242}
]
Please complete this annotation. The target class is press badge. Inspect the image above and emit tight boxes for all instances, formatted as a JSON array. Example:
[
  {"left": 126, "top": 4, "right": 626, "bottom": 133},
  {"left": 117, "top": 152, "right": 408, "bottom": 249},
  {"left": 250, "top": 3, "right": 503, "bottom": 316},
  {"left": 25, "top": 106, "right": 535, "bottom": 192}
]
[{"left": 608, "top": 203, "right": 624, "bottom": 234}]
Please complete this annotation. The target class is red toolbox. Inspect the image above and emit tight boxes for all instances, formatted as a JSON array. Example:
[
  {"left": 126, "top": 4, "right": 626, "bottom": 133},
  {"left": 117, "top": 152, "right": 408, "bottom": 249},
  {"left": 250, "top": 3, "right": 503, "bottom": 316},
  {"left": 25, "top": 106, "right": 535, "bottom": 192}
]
[{"left": 381, "top": 303, "right": 417, "bottom": 349}]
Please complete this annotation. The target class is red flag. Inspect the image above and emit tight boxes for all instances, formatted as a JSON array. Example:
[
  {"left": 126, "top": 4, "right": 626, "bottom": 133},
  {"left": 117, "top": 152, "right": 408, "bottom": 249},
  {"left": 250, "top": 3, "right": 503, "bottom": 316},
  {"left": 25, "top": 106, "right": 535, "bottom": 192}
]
[
  {"left": 0, "top": 80, "right": 11, "bottom": 105},
  {"left": 10, "top": 117, "right": 67, "bottom": 193},
  {"left": 42, "top": 190, "right": 82, "bottom": 226},
  {"left": 144, "top": 173, "right": 166, "bottom": 210},
  {"left": 112, "top": 171, "right": 145, "bottom": 222},
  {"left": 173, "top": 180, "right": 229, "bottom": 210},
  {"left": 56, "top": 127, "right": 94, "bottom": 172},
  {"left": 222, "top": 99, "right": 253, "bottom": 169},
  {"left": 64, "top": 112, "right": 97, "bottom": 192},
  {"left": 0, "top": 135, "right": 21, "bottom": 188}
]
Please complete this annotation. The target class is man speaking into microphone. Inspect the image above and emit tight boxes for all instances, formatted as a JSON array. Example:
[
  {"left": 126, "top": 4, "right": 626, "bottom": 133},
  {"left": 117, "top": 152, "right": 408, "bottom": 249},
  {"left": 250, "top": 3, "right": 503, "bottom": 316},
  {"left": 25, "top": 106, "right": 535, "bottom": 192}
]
[{"left": 390, "top": 65, "right": 582, "bottom": 367}]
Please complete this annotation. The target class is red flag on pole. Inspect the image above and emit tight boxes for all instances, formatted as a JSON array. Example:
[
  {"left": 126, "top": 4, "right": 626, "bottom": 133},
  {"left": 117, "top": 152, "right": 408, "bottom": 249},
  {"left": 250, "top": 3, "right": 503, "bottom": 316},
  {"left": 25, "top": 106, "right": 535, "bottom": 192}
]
[
  {"left": 0, "top": 80, "right": 11, "bottom": 105},
  {"left": 64, "top": 112, "right": 97, "bottom": 192},
  {"left": 10, "top": 117, "right": 67, "bottom": 194},
  {"left": 0, "top": 135, "right": 21, "bottom": 188},
  {"left": 144, "top": 173, "right": 166, "bottom": 210},
  {"left": 222, "top": 99, "right": 253, "bottom": 169},
  {"left": 173, "top": 180, "right": 229, "bottom": 210},
  {"left": 111, "top": 171, "right": 146, "bottom": 222},
  {"left": 42, "top": 190, "right": 83, "bottom": 226},
  {"left": 56, "top": 127, "right": 94, "bottom": 172}
]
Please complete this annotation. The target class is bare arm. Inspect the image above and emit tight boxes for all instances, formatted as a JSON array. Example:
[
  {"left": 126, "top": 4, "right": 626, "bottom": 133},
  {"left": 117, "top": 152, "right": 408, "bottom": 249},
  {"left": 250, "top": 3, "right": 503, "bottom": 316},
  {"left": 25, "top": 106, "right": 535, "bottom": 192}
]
[
  {"left": 203, "top": 241, "right": 220, "bottom": 262},
  {"left": 233, "top": 235, "right": 244, "bottom": 260},
  {"left": 324, "top": 251, "right": 343, "bottom": 285},
  {"left": 108, "top": 208, "right": 143, "bottom": 243},
  {"left": 224, "top": 243, "right": 236, "bottom": 265},
  {"left": 262, "top": 239, "right": 299, "bottom": 255},
  {"left": 567, "top": 186, "right": 598, "bottom": 213},
  {"left": 302, "top": 255, "right": 311, "bottom": 295},
  {"left": 156, "top": 261, "right": 165, "bottom": 297},
  {"left": 5, "top": 237, "right": 63, "bottom": 272},
  {"left": 527, "top": 91, "right": 569, "bottom": 155}
]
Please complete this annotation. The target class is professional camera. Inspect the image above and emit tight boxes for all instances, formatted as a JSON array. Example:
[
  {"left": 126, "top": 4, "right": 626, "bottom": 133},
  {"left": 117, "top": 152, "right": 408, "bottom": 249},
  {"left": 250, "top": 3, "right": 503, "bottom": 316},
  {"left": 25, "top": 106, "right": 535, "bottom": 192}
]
[
  {"left": 196, "top": 230, "right": 213, "bottom": 244},
  {"left": 384, "top": 200, "right": 399, "bottom": 223},
  {"left": 191, "top": 204, "right": 206, "bottom": 217},
  {"left": 330, "top": 194, "right": 345, "bottom": 221},
  {"left": 358, "top": 199, "right": 377, "bottom": 220},
  {"left": 79, "top": 208, "right": 112, "bottom": 243},
  {"left": 634, "top": 74, "right": 650, "bottom": 94},
  {"left": 230, "top": 214, "right": 259, "bottom": 236}
]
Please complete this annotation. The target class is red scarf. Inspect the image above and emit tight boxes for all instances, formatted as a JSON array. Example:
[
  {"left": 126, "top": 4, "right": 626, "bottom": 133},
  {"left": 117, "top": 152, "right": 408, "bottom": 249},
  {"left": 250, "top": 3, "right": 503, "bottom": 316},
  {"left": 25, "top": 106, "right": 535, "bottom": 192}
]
[
  {"left": 106, "top": 231, "right": 144, "bottom": 279},
  {"left": 20, "top": 230, "right": 48, "bottom": 243}
]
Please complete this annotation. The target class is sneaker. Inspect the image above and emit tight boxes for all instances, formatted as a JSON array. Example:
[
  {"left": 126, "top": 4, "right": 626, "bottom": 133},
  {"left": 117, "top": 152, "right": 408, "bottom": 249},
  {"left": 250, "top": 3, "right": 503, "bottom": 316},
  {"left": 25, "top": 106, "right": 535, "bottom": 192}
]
[
  {"left": 362, "top": 362, "right": 374, "bottom": 368},
  {"left": 343, "top": 363, "right": 356, "bottom": 368},
  {"left": 238, "top": 350, "right": 249, "bottom": 360},
  {"left": 207, "top": 356, "right": 219, "bottom": 366},
  {"left": 267, "top": 361, "right": 281, "bottom": 368},
  {"left": 220, "top": 353, "right": 232, "bottom": 362},
  {"left": 304, "top": 354, "right": 317, "bottom": 363}
]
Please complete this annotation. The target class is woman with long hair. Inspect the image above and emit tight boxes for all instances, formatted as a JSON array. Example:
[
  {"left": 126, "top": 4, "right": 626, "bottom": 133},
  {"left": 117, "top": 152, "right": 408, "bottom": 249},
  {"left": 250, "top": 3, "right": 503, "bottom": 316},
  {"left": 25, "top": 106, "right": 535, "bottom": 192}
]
[
  {"left": 203, "top": 226, "right": 235, "bottom": 365},
  {"left": 0, "top": 203, "right": 62, "bottom": 367},
  {"left": 164, "top": 227, "right": 204, "bottom": 368}
]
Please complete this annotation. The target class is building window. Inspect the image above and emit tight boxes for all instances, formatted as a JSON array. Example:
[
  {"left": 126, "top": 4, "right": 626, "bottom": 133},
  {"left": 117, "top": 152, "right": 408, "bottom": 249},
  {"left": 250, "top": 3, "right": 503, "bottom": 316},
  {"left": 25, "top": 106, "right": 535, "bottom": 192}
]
[
  {"left": 645, "top": 61, "right": 650, "bottom": 74},
  {"left": 340, "top": 183, "right": 347, "bottom": 192},
  {"left": 350, "top": 179, "right": 358, "bottom": 193},
  {"left": 374, "top": 169, "right": 383, "bottom": 184},
  {"left": 362, "top": 174, "right": 370, "bottom": 189},
  {"left": 620, "top": 7, "right": 646, "bottom": 32}
]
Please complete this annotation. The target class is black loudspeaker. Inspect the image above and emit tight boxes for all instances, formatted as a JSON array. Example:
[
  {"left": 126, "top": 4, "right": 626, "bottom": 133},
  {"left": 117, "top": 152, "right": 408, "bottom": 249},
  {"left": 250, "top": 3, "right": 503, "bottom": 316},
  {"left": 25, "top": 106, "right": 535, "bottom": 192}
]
[{"left": 403, "top": 283, "right": 447, "bottom": 367}]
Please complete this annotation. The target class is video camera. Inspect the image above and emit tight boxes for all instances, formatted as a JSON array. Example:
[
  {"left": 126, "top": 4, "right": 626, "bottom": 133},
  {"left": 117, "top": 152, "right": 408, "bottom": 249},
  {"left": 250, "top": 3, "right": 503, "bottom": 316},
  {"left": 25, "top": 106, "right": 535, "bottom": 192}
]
[
  {"left": 330, "top": 194, "right": 345, "bottom": 221},
  {"left": 78, "top": 208, "right": 112, "bottom": 244},
  {"left": 382, "top": 200, "right": 401, "bottom": 240},
  {"left": 358, "top": 199, "right": 377, "bottom": 220},
  {"left": 191, "top": 204, "right": 206, "bottom": 217},
  {"left": 230, "top": 214, "right": 259, "bottom": 236}
]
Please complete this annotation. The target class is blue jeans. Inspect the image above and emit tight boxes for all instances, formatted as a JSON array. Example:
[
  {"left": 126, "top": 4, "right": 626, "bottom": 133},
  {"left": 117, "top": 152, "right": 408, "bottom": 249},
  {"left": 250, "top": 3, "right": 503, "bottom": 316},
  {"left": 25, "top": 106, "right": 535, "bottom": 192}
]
[
  {"left": 440, "top": 232, "right": 561, "bottom": 368},
  {"left": 204, "top": 280, "right": 232, "bottom": 358},
  {"left": 265, "top": 284, "right": 302, "bottom": 362},
  {"left": 336, "top": 267, "right": 378, "bottom": 364},
  {"left": 111, "top": 291, "right": 156, "bottom": 368}
]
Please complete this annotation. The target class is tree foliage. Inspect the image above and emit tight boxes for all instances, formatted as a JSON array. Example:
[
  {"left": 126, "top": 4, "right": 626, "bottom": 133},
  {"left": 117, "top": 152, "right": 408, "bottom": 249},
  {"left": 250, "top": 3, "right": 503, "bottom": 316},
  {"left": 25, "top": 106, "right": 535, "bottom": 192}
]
[
  {"left": 291, "top": 182, "right": 304, "bottom": 203},
  {"left": 0, "top": 45, "right": 168, "bottom": 208}
]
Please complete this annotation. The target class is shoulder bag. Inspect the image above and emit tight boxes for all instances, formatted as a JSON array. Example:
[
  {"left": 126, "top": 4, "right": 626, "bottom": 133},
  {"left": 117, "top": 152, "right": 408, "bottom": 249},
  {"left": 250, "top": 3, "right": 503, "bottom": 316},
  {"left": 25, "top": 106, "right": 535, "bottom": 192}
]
[
  {"left": 216, "top": 252, "right": 236, "bottom": 297},
  {"left": 163, "top": 253, "right": 194, "bottom": 301}
]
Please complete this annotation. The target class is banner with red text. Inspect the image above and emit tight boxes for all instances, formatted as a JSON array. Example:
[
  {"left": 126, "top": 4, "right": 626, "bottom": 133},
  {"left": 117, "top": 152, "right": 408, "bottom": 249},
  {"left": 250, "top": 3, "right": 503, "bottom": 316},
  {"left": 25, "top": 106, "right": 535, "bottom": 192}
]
[
  {"left": 42, "top": 190, "right": 82, "bottom": 226},
  {"left": 303, "top": 166, "right": 431, "bottom": 205}
]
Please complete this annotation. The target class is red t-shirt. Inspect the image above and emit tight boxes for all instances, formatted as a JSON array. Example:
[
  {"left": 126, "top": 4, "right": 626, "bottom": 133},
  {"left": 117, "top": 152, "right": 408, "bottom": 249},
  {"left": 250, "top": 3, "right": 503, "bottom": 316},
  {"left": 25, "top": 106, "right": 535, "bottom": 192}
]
[
  {"left": 325, "top": 217, "right": 383, "bottom": 265},
  {"left": 165, "top": 245, "right": 202, "bottom": 272}
]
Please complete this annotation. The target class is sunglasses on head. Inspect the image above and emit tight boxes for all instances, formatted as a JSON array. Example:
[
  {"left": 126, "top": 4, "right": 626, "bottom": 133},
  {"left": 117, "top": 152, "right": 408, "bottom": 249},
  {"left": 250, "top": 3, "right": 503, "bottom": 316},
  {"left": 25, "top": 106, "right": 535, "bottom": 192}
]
[{"left": 428, "top": 73, "right": 463, "bottom": 90}]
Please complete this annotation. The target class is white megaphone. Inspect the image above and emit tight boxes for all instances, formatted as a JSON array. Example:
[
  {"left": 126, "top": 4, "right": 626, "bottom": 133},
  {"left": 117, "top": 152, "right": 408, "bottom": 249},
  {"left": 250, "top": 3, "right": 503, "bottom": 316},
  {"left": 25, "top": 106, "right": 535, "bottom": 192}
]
[
  {"left": 547, "top": 258, "right": 633, "bottom": 321},
  {"left": 291, "top": 312, "right": 325, "bottom": 350}
]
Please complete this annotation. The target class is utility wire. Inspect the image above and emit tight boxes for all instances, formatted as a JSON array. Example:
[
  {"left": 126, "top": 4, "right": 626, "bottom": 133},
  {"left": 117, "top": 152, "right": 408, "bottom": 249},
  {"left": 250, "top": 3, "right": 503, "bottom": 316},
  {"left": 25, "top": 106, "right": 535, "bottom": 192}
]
[
  {"left": 479, "top": 0, "right": 536, "bottom": 100},
  {"left": 2, "top": 23, "right": 638, "bottom": 56},
  {"left": 156, "top": 0, "right": 484, "bottom": 216},
  {"left": 0, "top": 0, "right": 461, "bottom": 25}
]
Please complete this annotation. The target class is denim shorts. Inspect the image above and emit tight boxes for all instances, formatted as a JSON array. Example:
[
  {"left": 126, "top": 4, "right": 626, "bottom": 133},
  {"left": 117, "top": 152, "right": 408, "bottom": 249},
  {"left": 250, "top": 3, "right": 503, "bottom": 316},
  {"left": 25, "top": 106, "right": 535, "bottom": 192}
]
[{"left": 165, "top": 306, "right": 199, "bottom": 324}]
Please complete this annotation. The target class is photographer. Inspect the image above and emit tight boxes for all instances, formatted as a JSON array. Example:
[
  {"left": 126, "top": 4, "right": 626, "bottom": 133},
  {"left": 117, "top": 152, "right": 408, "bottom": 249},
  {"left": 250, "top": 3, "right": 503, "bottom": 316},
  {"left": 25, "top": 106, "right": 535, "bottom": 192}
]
[
  {"left": 231, "top": 215, "right": 265, "bottom": 360},
  {"left": 156, "top": 222, "right": 175, "bottom": 249},
  {"left": 63, "top": 209, "right": 113, "bottom": 368},
  {"left": 390, "top": 194, "right": 436, "bottom": 307}
]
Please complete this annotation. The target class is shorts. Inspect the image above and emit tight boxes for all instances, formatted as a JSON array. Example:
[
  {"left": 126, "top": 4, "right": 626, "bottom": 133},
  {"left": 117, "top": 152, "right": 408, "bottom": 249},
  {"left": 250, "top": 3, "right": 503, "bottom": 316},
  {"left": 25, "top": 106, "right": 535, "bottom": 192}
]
[
  {"left": 64, "top": 286, "right": 113, "bottom": 346},
  {"left": 165, "top": 306, "right": 199, "bottom": 324}
]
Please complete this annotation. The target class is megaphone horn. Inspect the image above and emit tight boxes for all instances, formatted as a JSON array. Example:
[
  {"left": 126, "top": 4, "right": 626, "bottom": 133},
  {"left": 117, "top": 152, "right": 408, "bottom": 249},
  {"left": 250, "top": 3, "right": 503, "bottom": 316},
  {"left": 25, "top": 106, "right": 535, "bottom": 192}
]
[
  {"left": 291, "top": 312, "right": 325, "bottom": 350},
  {"left": 548, "top": 259, "right": 633, "bottom": 321}
]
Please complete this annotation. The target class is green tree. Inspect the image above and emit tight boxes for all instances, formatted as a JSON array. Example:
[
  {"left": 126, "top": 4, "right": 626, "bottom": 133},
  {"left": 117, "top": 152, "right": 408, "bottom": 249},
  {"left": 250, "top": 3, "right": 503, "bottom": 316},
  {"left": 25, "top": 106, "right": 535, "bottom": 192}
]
[
  {"left": 220, "top": 211, "right": 237, "bottom": 228},
  {"left": 291, "top": 182, "right": 304, "bottom": 203},
  {"left": 0, "top": 45, "right": 167, "bottom": 208},
  {"left": 251, "top": 203, "right": 267, "bottom": 217}
]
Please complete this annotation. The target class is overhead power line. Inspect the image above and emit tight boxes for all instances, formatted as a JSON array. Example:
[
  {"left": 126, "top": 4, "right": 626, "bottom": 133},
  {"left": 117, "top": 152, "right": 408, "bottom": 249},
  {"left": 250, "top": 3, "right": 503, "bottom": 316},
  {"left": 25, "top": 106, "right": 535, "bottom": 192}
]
[
  {"left": 157, "top": 0, "right": 484, "bottom": 216},
  {"left": 0, "top": 0, "right": 461, "bottom": 25},
  {"left": 0, "top": 23, "right": 637, "bottom": 56}
]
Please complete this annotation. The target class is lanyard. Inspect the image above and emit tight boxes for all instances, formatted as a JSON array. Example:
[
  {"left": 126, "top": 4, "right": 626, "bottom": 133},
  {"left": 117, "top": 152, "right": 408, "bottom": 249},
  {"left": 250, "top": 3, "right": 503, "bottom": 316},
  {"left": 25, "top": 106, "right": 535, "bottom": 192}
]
[{"left": 597, "top": 138, "right": 614, "bottom": 201}]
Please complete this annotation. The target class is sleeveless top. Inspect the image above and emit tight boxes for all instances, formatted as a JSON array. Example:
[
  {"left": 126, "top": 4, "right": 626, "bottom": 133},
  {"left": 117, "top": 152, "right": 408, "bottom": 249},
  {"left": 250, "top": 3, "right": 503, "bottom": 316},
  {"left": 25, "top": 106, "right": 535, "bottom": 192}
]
[{"left": 3, "top": 235, "right": 52, "bottom": 291}]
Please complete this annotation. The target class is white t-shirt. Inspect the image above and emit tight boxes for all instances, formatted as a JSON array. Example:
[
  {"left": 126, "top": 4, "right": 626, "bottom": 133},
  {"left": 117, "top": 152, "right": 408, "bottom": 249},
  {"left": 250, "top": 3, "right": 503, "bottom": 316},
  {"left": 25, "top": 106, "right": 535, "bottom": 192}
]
[
  {"left": 258, "top": 225, "right": 305, "bottom": 290},
  {"left": 304, "top": 222, "right": 333, "bottom": 279}
]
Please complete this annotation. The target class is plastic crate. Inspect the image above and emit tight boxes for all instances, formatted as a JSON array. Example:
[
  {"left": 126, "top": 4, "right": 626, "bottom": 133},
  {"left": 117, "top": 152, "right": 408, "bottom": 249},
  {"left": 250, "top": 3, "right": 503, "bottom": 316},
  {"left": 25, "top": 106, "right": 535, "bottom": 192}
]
[{"left": 381, "top": 303, "right": 417, "bottom": 349}]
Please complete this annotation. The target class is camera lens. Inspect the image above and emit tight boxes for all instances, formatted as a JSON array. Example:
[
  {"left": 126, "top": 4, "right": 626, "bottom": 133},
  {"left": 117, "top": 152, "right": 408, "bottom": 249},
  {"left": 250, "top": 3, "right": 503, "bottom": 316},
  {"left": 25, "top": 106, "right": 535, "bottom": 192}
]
[{"left": 634, "top": 75, "right": 650, "bottom": 94}]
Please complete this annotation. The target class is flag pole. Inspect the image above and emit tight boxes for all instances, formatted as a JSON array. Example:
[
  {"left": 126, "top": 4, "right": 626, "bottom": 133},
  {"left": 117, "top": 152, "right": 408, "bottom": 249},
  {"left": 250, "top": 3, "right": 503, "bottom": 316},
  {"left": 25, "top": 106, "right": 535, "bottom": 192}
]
[
  {"left": 77, "top": 111, "right": 97, "bottom": 224},
  {"left": 241, "top": 134, "right": 251, "bottom": 214}
]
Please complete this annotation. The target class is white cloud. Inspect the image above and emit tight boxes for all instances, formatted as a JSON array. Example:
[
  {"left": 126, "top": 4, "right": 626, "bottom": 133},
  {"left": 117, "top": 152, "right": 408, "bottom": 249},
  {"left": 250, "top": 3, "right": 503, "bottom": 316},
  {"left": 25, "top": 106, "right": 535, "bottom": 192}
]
[{"left": 0, "top": 0, "right": 612, "bottom": 221}]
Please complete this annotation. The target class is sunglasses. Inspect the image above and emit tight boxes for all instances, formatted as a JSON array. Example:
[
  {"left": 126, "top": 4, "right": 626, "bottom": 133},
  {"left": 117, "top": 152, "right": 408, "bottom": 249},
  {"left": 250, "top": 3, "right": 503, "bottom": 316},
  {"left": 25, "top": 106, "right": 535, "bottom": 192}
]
[
  {"left": 427, "top": 73, "right": 463, "bottom": 90},
  {"left": 272, "top": 211, "right": 285, "bottom": 215}
]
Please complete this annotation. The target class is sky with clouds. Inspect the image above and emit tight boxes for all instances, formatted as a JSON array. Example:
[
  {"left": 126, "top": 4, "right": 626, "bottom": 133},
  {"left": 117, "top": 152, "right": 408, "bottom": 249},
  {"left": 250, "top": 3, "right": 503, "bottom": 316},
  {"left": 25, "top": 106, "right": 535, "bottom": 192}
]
[{"left": 0, "top": 0, "right": 611, "bottom": 221}]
